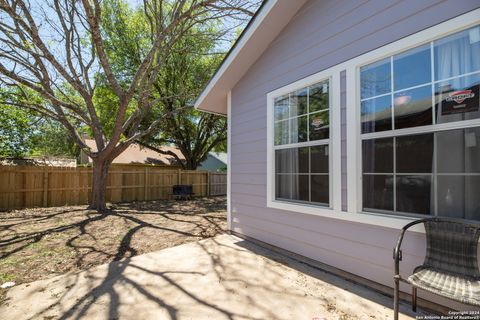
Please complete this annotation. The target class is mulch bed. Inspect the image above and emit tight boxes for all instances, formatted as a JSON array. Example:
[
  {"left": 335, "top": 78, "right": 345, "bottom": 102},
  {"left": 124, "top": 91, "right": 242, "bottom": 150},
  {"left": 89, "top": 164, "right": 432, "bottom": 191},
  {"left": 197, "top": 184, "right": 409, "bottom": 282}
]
[{"left": 0, "top": 197, "right": 226, "bottom": 287}]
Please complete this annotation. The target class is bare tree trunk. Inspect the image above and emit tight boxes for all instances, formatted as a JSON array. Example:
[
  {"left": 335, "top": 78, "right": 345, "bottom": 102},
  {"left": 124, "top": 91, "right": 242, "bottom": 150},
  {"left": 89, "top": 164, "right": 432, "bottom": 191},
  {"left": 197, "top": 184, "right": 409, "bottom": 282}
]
[{"left": 89, "top": 157, "right": 112, "bottom": 212}]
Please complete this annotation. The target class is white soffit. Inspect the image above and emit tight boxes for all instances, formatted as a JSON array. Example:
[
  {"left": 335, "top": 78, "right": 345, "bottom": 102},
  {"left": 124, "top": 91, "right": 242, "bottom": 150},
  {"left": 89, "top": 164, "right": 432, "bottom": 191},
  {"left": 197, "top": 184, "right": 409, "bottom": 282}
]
[{"left": 194, "top": 0, "right": 308, "bottom": 115}]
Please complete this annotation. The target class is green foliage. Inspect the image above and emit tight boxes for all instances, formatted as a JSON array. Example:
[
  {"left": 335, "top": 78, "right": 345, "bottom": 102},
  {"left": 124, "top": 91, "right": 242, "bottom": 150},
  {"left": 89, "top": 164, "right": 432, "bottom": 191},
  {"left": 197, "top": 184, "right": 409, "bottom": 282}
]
[
  {"left": 0, "top": 104, "right": 34, "bottom": 157},
  {"left": 98, "top": 0, "right": 228, "bottom": 168},
  {"left": 30, "top": 119, "right": 80, "bottom": 158},
  {"left": 0, "top": 85, "right": 83, "bottom": 159},
  {"left": 101, "top": 0, "right": 150, "bottom": 83},
  {"left": 140, "top": 26, "right": 228, "bottom": 167}
]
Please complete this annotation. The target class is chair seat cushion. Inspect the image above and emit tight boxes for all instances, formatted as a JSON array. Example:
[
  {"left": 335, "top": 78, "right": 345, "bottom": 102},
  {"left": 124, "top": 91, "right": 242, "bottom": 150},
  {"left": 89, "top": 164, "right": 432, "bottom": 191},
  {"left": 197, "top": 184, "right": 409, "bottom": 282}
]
[{"left": 408, "top": 267, "right": 480, "bottom": 306}]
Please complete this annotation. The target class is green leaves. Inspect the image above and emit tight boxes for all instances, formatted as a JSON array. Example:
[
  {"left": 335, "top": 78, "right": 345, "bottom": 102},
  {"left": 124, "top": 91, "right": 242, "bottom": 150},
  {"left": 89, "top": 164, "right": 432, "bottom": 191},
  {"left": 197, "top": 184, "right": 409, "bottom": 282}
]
[{"left": 0, "top": 104, "right": 34, "bottom": 157}]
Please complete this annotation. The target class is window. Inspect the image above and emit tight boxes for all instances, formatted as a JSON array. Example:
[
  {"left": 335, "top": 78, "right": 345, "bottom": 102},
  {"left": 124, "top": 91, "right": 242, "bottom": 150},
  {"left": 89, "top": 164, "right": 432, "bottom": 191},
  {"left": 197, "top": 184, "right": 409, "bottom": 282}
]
[
  {"left": 360, "top": 25, "right": 480, "bottom": 220},
  {"left": 273, "top": 79, "right": 330, "bottom": 206}
]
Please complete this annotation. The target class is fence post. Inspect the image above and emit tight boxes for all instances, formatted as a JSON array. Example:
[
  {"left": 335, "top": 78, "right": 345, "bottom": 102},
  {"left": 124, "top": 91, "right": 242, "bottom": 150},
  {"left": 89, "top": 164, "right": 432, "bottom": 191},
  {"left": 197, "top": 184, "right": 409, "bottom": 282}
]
[
  {"left": 177, "top": 169, "right": 181, "bottom": 184},
  {"left": 144, "top": 167, "right": 149, "bottom": 201},
  {"left": 42, "top": 166, "right": 49, "bottom": 207},
  {"left": 207, "top": 171, "right": 210, "bottom": 197}
]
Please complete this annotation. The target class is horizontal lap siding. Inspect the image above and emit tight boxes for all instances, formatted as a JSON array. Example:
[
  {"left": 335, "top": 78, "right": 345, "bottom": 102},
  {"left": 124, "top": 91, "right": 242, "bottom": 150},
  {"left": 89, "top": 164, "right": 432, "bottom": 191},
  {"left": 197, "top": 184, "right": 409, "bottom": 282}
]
[{"left": 230, "top": 0, "right": 480, "bottom": 309}]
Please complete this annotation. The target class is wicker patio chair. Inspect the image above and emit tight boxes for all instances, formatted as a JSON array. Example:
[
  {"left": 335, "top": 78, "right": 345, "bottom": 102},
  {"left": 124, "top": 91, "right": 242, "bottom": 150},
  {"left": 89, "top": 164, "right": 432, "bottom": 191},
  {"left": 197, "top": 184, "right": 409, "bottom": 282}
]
[{"left": 393, "top": 217, "right": 480, "bottom": 320}]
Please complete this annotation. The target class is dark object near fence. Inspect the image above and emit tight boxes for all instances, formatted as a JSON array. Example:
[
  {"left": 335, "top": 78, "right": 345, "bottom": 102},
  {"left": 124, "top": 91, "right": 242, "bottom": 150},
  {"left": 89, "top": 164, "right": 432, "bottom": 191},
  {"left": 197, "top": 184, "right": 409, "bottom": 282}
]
[
  {"left": 172, "top": 185, "right": 194, "bottom": 200},
  {"left": 393, "top": 217, "right": 480, "bottom": 320}
]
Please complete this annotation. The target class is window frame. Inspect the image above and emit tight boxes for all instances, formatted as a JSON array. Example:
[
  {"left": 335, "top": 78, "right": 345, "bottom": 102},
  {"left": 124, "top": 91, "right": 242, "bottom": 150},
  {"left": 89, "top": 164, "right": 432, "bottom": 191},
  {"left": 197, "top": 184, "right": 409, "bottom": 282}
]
[
  {"left": 267, "top": 67, "right": 342, "bottom": 216},
  {"left": 265, "top": 8, "right": 480, "bottom": 229},
  {"left": 347, "top": 9, "right": 480, "bottom": 219}
]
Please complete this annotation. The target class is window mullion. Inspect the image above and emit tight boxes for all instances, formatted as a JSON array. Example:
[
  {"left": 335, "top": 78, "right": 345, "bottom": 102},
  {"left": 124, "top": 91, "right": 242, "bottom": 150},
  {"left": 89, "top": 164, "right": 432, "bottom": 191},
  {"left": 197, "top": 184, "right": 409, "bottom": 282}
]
[
  {"left": 434, "top": 133, "right": 438, "bottom": 217},
  {"left": 430, "top": 41, "right": 436, "bottom": 126},
  {"left": 393, "top": 136, "right": 397, "bottom": 213},
  {"left": 390, "top": 56, "right": 394, "bottom": 131}
]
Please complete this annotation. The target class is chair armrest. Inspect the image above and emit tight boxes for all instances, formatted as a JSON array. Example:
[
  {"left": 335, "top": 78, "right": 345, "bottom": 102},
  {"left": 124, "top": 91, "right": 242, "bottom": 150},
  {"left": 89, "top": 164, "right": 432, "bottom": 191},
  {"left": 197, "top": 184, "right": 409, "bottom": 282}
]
[{"left": 393, "top": 219, "right": 428, "bottom": 276}]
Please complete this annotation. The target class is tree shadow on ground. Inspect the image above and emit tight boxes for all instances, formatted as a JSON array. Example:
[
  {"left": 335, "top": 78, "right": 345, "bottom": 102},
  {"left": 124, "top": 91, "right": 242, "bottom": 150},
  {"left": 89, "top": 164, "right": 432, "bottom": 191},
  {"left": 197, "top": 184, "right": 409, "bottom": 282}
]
[
  {"left": 24, "top": 233, "right": 322, "bottom": 320},
  {"left": 0, "top": 197, "right": 226, "bottom": 284},
  {"left": 233, "top": 238, "right": 437, "bottom": 318},
  {"left": 1, "top": 197, "right": 427, "bottom": 320}
]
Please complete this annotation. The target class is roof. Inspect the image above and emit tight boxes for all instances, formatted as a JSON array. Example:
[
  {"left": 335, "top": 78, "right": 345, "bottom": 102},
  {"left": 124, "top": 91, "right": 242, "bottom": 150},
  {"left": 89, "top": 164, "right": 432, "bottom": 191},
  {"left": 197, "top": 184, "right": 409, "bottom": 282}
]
[
  {"left": 208, "top": 152, "right": 227, "bottom": 164},
  {"left": 194, "top": 0, "right": 308, "bottom": 115},
  {"left": 83, "top": 139, "right": 185, "bottom": 165}
]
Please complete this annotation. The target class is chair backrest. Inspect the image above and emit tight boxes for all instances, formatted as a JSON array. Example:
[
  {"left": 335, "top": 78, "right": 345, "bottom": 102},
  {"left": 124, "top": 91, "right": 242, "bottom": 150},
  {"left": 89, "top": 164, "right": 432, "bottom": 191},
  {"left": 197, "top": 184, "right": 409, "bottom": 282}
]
[{"left": 422, "top": 218, "right": 480, "bottom": 279}]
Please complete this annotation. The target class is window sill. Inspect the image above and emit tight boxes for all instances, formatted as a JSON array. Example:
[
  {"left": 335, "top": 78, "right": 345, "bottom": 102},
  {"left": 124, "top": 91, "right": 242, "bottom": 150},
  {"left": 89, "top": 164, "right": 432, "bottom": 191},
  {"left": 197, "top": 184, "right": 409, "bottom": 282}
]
[{"left": 267, "top": 200, "right": 426, "bottom": 232}]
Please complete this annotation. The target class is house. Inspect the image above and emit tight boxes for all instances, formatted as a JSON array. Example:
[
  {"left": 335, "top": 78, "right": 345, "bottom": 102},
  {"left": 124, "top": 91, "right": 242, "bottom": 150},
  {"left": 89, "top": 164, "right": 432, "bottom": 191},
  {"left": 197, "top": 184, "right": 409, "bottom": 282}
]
[
  {"left": 79, "top": 139, "right": 185, "bottom": 166},
  {"left": 197, "top": 152, "right": 227, "bottom": 172},
  {"left": 195, "top": 0, "right": 480, "bottom": 312}
]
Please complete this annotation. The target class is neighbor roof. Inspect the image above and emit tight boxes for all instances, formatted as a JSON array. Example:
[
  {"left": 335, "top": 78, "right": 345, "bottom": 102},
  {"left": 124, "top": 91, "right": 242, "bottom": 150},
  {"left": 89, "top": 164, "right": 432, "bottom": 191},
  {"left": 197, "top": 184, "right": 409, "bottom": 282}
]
[
  {"left": 208, "top": 152, "right": 227, "bottom": 165},
  {"left": 194, "top": 0, "right": 308, "bottom": 115},
  {"left": 83, "top": 139, "right": 185, "bottom": 165}
]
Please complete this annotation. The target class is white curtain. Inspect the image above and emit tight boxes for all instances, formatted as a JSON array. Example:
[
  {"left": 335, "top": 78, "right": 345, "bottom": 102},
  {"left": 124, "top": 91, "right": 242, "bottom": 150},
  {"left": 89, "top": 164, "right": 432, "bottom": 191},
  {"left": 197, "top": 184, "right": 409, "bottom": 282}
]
[
  {"left": 436, "top": 28, "right": 477, "bottom": 122},
  {"left": 277, "top": 93, "right": 300, "bottom": 200},
  {"left": 435, "top": 27, "right": 480, "bottom": 219},
  {"left": 289, "top": 93, "right": 300, "bottom": 199}
]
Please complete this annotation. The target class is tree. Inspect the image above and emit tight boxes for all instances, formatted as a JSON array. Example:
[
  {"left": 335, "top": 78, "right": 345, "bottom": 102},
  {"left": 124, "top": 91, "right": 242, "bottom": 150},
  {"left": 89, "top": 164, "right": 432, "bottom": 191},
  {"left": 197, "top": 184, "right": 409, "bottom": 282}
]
[
  {"left": 0, "top": 103, "right": 34, "bottom": 157},
  {"left": 138, "top": 25, "right": 228, "bottom": 170},
  {"left": 30, "top": 118, "right": 81, "bottom": 158},
  {"left": 99, "top": 2, "right": 245, "bottom": 170},
  {"left": 0, "top": 0, "right": 256, "bottom": 211},
  {"left": 1, "top": 89, "right": 79, "bottom": 158}
]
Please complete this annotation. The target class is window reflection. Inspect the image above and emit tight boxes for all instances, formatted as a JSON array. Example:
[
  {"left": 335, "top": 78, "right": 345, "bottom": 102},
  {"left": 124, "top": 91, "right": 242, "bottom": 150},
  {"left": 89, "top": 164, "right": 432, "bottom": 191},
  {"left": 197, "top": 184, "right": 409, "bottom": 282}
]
[
  {"left": 291, "top": 175, "right": 309, "bottom": 201},
  {"left": 437, "top": 176, "right": 480, "bottom": 220},
  {"left": 396, "top": 175, "right": 432, "bottom": 215},
  {"left": 274, "top": 95, "right": 289, "bottom": 121},
  {"left": 276, "top": 175, "right": 292, "bottom": 200},
  {"left": 360, "top": 58, "right": 391, "bottom": 99},
  {"left": 274, "top": 80, "right": 330, "bottom": 146},
  {"left": 311, "top": 145, "right": 329, "bottom": 173},
  {"left": 290, "top": 116, "right": 308, "bottom": 143},
  {"left": 274, "top": 120, "right": 289, "bottom": 145},
  {"left": 362, "top": 138, "right": 393, "bottom": 173},
  {"left": 363, "top": 175, "right": 394, "bottom": 211},
  {"left": 396, "top": 133, "right": 433, "bottom": 173},
  {"left": 394, "top": 44, "right": 431, "bottom": 91},
  {"left": 360, "top": 24, "right": 480, "bottom": 221},
  {"left": 437, "top": 127, "right": 480, "bottom": 174},
  {"left": 309, "top": 81, "right": 329, "bottom": 112},
  {"left": 311, "top": 175, "right": 329, "bottom": 204},
  {"left": 361, "top": 95, "right": 391, "bottom": 133},
  {"left": 394, "top": 85, "right": 432, "bottom": 129},
  {"left": 309, "top": 111, "right": 329, "bottom": 140},
  {"left": 275, "top": 146, "right": 328, "bottom": 206},
  {"left": 290, "top": 89, "right": 308, "bottom": 117},
  {"left": 275, "top": 147, "right": 309, "bottom": 174}
]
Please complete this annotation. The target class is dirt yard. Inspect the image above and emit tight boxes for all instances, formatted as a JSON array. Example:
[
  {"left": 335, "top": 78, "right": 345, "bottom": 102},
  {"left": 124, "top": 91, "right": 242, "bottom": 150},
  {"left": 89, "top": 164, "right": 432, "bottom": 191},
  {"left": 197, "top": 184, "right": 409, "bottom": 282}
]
[{"left": 0, "top": 197, "right": 226, "bottom": 288}]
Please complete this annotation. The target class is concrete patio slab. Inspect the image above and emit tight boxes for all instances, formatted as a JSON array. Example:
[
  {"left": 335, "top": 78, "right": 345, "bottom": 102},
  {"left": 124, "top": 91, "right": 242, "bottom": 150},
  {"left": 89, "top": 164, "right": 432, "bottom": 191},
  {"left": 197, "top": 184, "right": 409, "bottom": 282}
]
[{"left": 0, "top": 234, "right": 428, "bottom": 319}]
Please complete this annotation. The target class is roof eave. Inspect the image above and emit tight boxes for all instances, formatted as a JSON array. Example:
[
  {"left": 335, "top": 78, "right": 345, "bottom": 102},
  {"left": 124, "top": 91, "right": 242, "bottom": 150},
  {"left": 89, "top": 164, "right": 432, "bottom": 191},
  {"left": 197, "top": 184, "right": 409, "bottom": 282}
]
[{"left": 194, "top": 0, "right": 308, "bottom": 115}]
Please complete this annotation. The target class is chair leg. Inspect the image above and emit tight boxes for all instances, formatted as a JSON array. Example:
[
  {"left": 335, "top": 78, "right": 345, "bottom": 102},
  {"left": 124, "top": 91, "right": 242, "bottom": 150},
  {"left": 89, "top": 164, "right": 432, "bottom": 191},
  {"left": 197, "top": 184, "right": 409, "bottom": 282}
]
[
  {"left": 412, "top": 287, "right": 417, "bottom": 312},
  {"left": 394, "top": 277, "right": 400, "bottom": 320}
]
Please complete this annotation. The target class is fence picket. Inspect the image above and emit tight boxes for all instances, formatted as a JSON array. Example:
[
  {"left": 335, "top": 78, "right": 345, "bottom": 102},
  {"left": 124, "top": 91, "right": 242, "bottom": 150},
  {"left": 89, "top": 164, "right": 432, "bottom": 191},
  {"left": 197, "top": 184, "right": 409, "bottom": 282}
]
[{"left": 0, "top": 164, "right": 226, "bottom": 210}]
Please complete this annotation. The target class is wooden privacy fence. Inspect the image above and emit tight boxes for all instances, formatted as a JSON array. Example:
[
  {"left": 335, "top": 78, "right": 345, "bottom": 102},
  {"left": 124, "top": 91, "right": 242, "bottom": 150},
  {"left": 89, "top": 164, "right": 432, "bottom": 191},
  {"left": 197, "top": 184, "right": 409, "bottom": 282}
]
[{"left": 0, "top": 164, "right": 227, "bottom": 210}]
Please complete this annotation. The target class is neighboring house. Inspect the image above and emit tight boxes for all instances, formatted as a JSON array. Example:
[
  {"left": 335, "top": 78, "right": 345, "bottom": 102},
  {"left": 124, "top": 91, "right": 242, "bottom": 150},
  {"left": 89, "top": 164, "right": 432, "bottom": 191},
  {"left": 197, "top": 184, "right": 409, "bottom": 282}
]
[
  {"left": 197, "top": 152, "right": 227, "bottom": 172},
  {"left": 0, "top": 157, "right": 76, "bottom": 167},
  {"left": 79, "top": 139, "right": 185, "bottom": 166},
  {"left": 196, "top": 0, "right": 480, "bottom": 311}
]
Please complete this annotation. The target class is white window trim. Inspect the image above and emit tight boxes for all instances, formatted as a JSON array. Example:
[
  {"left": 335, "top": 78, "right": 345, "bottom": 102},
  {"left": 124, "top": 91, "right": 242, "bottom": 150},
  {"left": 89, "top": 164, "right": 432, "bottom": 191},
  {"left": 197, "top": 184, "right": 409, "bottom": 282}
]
[
  {"left": 347, "top": 8, "right": 480, "bottom": 222},
  {"left": 227, "top": 91, "right": 232, "bottom": 231},
  {"left": 267, "top": 66, "right": 342, "bottom": 217},
  {"left": 263, "top": 8, "right": 480, "bottom": 231}
]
